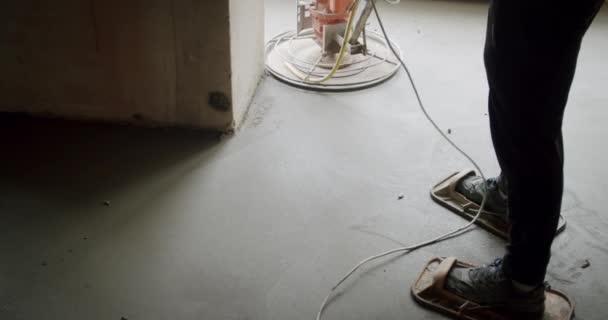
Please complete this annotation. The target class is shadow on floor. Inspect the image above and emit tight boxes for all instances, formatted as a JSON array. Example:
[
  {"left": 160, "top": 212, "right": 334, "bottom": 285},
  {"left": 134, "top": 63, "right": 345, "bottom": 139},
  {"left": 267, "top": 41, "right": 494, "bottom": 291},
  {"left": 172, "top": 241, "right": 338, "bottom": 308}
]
[{"left": 0, "top": 113, "right": 224, "bottom": 214}]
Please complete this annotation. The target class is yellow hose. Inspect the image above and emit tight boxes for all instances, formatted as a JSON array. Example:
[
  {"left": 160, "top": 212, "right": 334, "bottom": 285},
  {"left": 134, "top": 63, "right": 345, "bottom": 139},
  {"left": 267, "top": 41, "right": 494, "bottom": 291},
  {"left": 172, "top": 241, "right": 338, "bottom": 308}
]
[{"left": 297, "top": 0, "right": 360, "bottom": 84}]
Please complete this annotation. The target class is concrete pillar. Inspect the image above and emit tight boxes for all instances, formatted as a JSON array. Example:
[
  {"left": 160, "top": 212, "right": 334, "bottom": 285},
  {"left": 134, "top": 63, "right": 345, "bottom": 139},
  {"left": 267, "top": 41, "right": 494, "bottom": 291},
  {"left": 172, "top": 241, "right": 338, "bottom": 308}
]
[
  {"left": 0, "top": 0, "right": 264, "bottom": 131},
  {"left": 230, "top": 0, "right": 265, "bottom": 126}
]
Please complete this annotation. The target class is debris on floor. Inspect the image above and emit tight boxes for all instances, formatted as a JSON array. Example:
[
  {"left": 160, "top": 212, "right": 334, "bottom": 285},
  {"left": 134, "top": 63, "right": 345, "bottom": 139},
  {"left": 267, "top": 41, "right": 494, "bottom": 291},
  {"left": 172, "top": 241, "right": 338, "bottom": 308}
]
[
  {"left": 447, "top": 128, "right": 452, "bottom": 134},
  {"left": 581, "top": 259, "right": 591, "bottom": 269},
  {"left": 398, "top": 194, "right": 405, "bottom": 200},
  {"left": 103, "top": 200, "right": 111, "bottom": 206}
]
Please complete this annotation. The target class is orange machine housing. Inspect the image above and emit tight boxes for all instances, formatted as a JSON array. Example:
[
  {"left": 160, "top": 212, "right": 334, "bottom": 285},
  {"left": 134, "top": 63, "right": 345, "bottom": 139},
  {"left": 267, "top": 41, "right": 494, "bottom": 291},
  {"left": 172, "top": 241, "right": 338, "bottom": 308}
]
[{"left": 310, "top": 0, "right": 354, "bottom": 46}]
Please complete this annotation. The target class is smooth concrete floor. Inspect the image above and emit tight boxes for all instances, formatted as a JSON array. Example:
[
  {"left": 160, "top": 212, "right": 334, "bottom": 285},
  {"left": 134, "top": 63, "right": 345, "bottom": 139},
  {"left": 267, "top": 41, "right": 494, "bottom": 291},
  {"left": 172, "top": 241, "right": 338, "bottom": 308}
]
[{"left": 2, "top": 1, "right": 608, "bottom": 319}]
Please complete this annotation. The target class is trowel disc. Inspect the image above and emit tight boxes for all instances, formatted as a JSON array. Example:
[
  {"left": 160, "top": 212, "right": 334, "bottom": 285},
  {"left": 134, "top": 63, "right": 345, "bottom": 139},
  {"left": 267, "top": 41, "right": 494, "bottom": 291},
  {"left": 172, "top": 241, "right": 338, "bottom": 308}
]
[{"left": 265, "top": 29, "right": 402, "bottom": 91}]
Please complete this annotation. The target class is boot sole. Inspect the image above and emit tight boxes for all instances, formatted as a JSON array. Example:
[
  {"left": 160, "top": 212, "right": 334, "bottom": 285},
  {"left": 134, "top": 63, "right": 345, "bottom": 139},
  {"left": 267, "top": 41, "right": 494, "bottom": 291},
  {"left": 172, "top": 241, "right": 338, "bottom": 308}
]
[
  {"left": 430, "top": 169, "right": 567, "bottom": 240},
  {"left": 411, "top": 257, "right": 574, "bottom": 320}
]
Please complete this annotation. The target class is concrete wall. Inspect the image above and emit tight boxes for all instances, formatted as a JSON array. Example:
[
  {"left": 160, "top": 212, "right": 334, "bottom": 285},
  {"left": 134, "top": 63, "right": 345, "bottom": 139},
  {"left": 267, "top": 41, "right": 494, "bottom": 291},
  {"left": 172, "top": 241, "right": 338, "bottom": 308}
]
[
  {"left": 229, "top": 0, "right": 265, "bottom": 125},
  {"left": 0, "top": 0, "right": 264, "bottom": 131}
]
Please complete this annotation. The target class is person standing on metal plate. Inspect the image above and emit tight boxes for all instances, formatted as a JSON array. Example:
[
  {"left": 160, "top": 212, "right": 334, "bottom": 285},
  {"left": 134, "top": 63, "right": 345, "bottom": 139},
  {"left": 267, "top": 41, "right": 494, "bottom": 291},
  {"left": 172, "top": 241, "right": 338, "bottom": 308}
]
[{"left": 444, "top": 1, "right": 604, "bottom": 317}]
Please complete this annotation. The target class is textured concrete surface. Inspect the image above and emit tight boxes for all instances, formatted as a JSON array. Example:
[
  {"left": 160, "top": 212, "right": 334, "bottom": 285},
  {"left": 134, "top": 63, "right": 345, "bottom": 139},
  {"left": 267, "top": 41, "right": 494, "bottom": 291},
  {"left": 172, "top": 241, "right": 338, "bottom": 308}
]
[
  {"left": 230, "top": 0, "right": 265, "bottom": 125},
  {"left": 1, "top": 1, "right": 239, "bottom": 131},
  {"left": 1, "top": 1, "right": 607, "bottom": 319}
]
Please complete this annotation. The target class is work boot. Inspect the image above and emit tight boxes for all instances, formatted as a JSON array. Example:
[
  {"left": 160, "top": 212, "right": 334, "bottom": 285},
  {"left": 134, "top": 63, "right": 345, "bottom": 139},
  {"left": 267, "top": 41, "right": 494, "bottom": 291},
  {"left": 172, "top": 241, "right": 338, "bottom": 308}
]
[
  {"left": 456, "top": 173, "right": 508, "bottom": 215},
  {"left": 446, "top": 258, "right": 546, "bottom": 319}
]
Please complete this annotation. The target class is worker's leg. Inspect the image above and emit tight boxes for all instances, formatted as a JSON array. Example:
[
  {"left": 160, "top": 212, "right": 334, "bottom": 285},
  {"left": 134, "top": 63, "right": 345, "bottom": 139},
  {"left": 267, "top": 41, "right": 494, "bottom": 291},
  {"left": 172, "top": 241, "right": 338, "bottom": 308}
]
[
  {"left": 444, "top": 1, "right": 603, "bottom": 314},
  {"left": 485, "top": 1, "right": 603, "bottom": 286}
]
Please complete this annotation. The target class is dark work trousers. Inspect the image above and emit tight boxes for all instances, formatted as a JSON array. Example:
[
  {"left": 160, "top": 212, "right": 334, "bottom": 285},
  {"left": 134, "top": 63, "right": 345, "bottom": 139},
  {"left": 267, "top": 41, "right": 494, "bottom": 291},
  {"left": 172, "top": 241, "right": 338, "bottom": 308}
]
[{"left": 485, "top": 1, "right": 603, "bottom": 286}]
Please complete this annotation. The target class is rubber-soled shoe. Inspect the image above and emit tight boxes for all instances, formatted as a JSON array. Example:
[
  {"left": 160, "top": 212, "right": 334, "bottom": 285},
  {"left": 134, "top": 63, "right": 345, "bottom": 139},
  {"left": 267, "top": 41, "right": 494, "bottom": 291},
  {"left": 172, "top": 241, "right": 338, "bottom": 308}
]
[
  {"left": 456, "top": 174, "right": 508, "bottom": 215},
  {"left": 431, "top": 169, "right": 567, "bottom": 240},
  {"left": 446, "top": 258, "right": 546, "bottom": 319}
]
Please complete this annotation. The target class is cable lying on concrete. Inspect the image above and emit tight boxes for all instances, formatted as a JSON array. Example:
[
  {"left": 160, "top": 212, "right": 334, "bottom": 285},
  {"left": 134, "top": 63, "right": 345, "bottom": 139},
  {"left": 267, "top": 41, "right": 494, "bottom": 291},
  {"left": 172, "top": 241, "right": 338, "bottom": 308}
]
[{"left": 315, "top": 1, "right": 489, "bottom": 319}]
